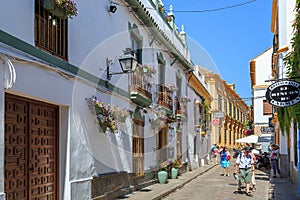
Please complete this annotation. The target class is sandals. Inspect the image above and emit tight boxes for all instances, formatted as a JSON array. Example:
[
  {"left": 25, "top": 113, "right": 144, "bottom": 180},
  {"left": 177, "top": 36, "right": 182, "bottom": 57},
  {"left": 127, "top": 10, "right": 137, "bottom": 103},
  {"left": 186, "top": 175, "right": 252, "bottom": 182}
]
[
  {"left": 252, "top": 187, "right": 256, "bottom": 192},
  {"left": 246, "top": 192, "right": 253, "bottom": 197},
  {"left": 237, "top": 188, "right": 243, "bottom": 194}
]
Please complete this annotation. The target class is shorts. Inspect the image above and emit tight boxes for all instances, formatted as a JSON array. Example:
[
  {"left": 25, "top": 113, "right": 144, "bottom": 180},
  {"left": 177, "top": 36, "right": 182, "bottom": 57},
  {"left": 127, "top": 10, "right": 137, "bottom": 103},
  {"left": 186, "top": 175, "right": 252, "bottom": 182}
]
[
  {"left": 220, "top": 160, "right": 230, "bottom": 168},
  {"left": 238, "top": 168, "right": 252, "bottom": 183}
]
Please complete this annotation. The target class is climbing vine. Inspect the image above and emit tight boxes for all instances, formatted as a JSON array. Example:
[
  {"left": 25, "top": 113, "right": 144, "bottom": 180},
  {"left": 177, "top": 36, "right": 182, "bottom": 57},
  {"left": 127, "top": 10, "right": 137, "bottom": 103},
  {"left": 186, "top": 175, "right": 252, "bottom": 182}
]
[{"left": 280, "top": 0, "right": 300, "bottom": 134}]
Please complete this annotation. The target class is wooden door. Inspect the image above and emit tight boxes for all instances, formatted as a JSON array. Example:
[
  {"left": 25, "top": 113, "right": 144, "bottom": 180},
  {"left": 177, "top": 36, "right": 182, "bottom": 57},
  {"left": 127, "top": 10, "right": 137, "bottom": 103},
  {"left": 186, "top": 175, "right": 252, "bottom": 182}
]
[
  {"left": 158, "top": 125, "right": 168, "bottom": 162},
  {"left": 4, "top": 94, "right": 58, "bottom": 200},
  {"left": 176, "top": 130, "right": 182, "bottom": 163},
  {"left": 132, "top": 119, "right": 144, "bottom": 177}
]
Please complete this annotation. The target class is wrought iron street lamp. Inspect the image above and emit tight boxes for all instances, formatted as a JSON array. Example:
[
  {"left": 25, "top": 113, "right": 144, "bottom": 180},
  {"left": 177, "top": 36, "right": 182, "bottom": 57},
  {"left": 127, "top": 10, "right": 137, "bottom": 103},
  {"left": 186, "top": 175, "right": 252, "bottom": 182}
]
[{"left": 107, "top": 48, "right": 137, "bottom": 80}]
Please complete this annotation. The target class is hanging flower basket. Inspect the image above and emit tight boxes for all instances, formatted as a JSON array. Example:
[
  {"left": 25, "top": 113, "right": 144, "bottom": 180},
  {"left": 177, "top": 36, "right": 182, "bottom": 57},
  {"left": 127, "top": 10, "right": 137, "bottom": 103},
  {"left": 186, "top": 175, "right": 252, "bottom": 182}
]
[
  {"left": 110, "top": 106, "right": 130, "bottom": 123},
  {"left": 99, "top": 122, "right": 108, "bottom": 132},
  {"left": 52, "top": 6, "right": 66, "bottom": 18},
  {"left": 86, "top": 96, "right": 118, "bottom": 133},
  {"left": 43, "top": 0, "right": 78, "bottom": 18}
]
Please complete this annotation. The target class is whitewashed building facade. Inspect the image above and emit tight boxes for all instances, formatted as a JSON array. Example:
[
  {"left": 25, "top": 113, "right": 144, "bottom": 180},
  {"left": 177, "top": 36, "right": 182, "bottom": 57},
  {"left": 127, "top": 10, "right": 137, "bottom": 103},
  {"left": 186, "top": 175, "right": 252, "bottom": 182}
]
[
  {"left": 250, "top": 47, "right": 274, "bottom": 150},
  {"left": 0, "top": 0, "right": 211, "bottom": 199}
]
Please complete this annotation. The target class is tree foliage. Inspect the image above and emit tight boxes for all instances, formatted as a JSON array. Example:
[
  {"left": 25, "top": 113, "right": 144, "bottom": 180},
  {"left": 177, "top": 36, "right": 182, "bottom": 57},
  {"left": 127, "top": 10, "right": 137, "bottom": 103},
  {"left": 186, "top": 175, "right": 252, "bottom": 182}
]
[{"left": 280, "top": 0, "right": 300, "bottom": 134}]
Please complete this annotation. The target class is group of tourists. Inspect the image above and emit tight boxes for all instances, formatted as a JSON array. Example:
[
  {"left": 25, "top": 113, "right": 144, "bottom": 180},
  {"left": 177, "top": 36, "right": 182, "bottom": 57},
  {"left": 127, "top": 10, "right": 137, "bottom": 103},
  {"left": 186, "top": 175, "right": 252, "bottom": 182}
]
[{"left": 211, "top": 143, "right": 281, "bottom": 198}]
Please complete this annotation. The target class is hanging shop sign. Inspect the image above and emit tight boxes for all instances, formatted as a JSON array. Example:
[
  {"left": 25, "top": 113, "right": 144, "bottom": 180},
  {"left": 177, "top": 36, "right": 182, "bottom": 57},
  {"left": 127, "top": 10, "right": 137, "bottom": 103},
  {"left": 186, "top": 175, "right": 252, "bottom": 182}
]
[
  {"left": 260, "top": 127, "right": 274, "bottom": 133},
  {"left": 213, "top": 112, "right": 224, "bottom": 118},
  {"left": 265, "top": 81, "right": 300, "bottom": 107}
]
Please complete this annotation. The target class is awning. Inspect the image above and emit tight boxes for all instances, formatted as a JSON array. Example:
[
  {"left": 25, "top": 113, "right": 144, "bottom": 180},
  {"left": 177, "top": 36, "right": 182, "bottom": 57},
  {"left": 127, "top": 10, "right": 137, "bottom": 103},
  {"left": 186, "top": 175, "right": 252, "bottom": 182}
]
[{"left": 235, "top": 135, "right": 258, "bottom": 144}]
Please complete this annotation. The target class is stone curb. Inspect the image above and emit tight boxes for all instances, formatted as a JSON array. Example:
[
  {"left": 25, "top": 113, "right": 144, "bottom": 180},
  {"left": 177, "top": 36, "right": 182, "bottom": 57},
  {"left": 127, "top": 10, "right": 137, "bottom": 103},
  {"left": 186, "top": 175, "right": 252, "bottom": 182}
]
[{"left": 152, "top": 164, "right": 218, "bottom": 200}]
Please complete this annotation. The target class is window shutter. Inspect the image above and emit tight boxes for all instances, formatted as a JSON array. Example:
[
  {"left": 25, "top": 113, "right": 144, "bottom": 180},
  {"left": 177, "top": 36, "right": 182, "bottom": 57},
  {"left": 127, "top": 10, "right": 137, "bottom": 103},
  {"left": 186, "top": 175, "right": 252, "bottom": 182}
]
[{"left": 263, "top": 100, "right": 272, "bottom": 115}]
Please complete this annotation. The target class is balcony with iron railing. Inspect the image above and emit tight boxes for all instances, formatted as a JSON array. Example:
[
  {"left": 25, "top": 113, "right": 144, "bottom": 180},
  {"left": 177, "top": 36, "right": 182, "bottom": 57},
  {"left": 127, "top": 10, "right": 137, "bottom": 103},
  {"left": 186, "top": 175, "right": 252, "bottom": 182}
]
[
  {"left": 156, "top": 84, "right": 173, "bottom": 112},
  {"left": 130, "top": 72, "right": 152, "bottom": 107}
]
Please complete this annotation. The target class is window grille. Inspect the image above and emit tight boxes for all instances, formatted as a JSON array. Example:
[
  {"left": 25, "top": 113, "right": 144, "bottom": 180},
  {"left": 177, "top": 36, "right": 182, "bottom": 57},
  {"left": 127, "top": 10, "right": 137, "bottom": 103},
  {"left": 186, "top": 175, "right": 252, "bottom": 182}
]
[{"left": 35, "top": 0, "right": 68, "bottom": 60}]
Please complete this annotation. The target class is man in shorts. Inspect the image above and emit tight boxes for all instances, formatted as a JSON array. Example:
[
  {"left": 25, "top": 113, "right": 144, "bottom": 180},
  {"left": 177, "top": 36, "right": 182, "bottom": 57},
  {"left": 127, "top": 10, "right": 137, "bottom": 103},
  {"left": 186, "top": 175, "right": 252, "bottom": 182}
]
[{"left": 234, "top": 146, "right": 255, "bottom": 197}]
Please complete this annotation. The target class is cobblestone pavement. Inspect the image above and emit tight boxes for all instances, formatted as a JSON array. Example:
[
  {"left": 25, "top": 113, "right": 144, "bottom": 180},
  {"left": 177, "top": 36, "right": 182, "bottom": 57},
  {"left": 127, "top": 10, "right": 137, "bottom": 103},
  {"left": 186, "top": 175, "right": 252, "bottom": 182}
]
[
  {"left": 119, "top": 159, "right": 300, "bottom": 200},
  {"left": 162, "top": 162, "right": 270, "bottom": 200}
]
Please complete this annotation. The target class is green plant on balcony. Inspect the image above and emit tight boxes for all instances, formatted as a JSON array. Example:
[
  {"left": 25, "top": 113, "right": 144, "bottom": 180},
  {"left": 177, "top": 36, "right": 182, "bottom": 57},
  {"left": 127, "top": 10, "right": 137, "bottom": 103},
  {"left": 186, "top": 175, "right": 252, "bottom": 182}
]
[
  {"left": 137, "top": 64, "right": 157, "bottom": 78},
  {"left": 167, "top": 113, "right": 176, "bottom": 121},
  {"left": 166, "top": 83, "right": 178, "bottom": 93},
  {"left": 154, "top": 107, "right": 165, "bottom": 119},
  {"left": 158, "top": 2, "right": 164, "bottom": 13},
  {"left": 165, "top": 15, "right": 172, "bottom": 22},
  {"left": 181, "top": 96, "right": 191, "bottom": 103},
  {"left": 86, "top": 95, "right": 118, "bottom": 133}
]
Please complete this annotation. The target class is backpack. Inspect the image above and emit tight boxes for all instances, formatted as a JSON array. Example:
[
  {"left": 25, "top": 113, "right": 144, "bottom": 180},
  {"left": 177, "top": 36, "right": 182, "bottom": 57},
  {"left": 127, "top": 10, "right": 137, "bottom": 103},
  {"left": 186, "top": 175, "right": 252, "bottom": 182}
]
[{"left": 238, "top": 152, "right": 252, "bottom": 160}]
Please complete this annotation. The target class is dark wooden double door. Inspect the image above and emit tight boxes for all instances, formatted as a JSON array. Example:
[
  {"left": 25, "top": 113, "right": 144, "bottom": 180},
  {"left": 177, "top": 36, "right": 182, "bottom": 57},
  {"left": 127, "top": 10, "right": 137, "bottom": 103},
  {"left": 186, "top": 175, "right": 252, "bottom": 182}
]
[{"left": 4, "top": 94, "right": 58, "bottom": 200}]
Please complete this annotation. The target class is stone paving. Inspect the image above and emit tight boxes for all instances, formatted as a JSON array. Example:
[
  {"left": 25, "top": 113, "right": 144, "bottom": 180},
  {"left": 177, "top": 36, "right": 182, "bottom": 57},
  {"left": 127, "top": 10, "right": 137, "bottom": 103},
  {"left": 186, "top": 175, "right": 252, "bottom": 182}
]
[
  {"left": 162, "top": 163, "right": 269, "bottom": 200},
  {"left": 118, "top": 160, "right": 300, "bottom": 200}
]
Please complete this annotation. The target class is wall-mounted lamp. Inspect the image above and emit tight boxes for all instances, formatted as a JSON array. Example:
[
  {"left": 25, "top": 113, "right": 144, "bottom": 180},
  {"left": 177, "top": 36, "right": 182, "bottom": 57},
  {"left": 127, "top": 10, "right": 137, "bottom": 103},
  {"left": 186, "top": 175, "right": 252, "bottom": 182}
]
[
  {"left": 108, "top": 1, "right": 117, "bottom": 13},
  {"left": 107, "top": 48, "right": 138, "bottom": 80},
  {"left": 109, "top": 5, "right": 117, "bottom": 13}
]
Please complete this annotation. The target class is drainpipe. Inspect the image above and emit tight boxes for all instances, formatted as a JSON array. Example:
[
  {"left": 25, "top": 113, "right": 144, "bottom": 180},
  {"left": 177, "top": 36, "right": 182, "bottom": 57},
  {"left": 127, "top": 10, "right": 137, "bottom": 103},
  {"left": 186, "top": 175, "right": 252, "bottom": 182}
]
[{"left": 0, "top": 54, "right": 16, "bottom": 199}]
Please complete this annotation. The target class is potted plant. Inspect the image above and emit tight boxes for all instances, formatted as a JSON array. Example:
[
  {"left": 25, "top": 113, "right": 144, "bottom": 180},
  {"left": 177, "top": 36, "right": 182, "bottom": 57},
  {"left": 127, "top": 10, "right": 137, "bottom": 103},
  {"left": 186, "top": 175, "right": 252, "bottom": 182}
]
[
  {"left": 110, "top": 106, "right": 130, "bottom": 123},
  {"left": 137, "top": 64, "right": 156, "bottom": 78},
  {"left": 165, "top": 15, "right": 172, "bottom": 22},
  {"left": 158, "top": 160, "right": 169, "bottom": 184},
  {"left": 43, "top": 0, "right": 78, "bottom": 18},
  {"left": 86, "top": 96, "right": 118, "bottom": 133},
  {"left": 181, "top": 96, "right": 191, "bottom": 103},
  {"left": 167, "top": 83, "right": 178, "bottom": 93},
  {"left": 171, "top": 159, "right": 181, "bottom": 179}
]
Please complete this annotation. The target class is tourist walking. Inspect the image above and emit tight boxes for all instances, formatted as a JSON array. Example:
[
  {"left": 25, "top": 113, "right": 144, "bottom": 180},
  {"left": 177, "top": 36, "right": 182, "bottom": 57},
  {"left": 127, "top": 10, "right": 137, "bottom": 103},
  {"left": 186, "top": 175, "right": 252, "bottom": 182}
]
[
  {"left": 213, "top": 145, "right": 219, "bottom": 164},
  {"left": 245, "top": 143, "right": 257, "bottom": 192},
  {"left": 270, "top": 144, "right": 281, "bottom": 178},
  {"left": 220, "top": 146, "right": 230, "bottom": 176},
  {"left": 234, "top": 146, "right": 255, "bottom": 197}
]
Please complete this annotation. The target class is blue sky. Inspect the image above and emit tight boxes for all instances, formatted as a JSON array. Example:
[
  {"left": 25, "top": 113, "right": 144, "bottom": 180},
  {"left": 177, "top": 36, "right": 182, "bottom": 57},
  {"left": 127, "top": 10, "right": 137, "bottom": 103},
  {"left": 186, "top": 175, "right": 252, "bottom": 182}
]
[{"left": 162, "top": 0, "right": 273, "bottom": 104}]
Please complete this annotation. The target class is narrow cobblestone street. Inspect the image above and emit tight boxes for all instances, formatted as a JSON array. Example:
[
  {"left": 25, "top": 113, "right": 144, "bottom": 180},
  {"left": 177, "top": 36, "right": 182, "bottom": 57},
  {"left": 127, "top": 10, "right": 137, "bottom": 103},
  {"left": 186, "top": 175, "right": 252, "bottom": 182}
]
[{"left": 162, "top": 161, "right": 270, "bottom": 200}]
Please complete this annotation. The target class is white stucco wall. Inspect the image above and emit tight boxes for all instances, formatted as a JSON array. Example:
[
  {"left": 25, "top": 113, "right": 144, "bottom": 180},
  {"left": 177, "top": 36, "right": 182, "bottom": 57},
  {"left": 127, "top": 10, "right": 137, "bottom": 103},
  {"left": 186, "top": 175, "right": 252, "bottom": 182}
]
[
  {"left": 254, "top": 48, "right": 273, "bottom": 86},
  {"left": 0, "top": 0, "right": 35, "bottom": 45},
  {"left": 0, "top": 0, "right": 195, "bottom": 198},
  {"left": 276, "top": 0, "right": 296, "bottom": 157},
  {"left": 252, "top": 47, "right": 273, "bottom": 126}
]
